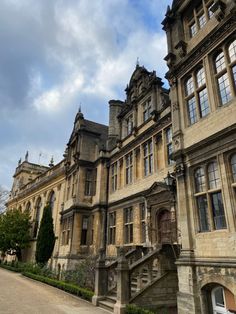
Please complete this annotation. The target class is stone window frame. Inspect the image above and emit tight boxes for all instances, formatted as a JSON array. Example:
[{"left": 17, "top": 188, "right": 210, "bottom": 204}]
[
  {"left": 140, "top": 203, "right": 146, "bottom": 243},
  {"left": 125, "top": 151, "right": 133, "bottom": 185},
  {"left": 213, "top": 38, "right": 236, "bottom": 106},
  {"left": 61, "top": 216, "right": 73, "bottom": 246},
  {"left": 186, "top": 0, "right": 214, "bottom": 39},
  {"left": 126, "top": 113, "right": 134, "bottom": 136},
  {"left": 90, "top": 215, "right": 94, "bottom": 245},
  {"left": 66, "top": 175, "right": 71, "bottom": 200},
  {"left": 124, "top": 207, "right": 133, "bottom": 244},
  {"left": 143, "top": 139, "right": 153, "bottom": 176},
  {"left": 193, "top": 159, "right": 227, "bottom": 233},
  {"left": 84, "top": 168, "right": 96, "bottom": 196},
  {"left": 165, "top": 127, "right": 174, "bottom": 165},
  {"left": 142, "top": 98, "right": 152, "bottom": 122},
  {"left": 108, "top": 211, "right": 116, "bottom": 245},
  {"left": 81, "top": 216, "right": 89, "bottom": 245},
  {"left": 111, "top": 162, "right": 118, "bottom": 192},
  {"left": 184, "top": 64, "right": 210, "bottom": 126}
]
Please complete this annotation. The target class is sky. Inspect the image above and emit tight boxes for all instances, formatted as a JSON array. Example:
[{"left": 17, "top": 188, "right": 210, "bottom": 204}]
[{"left": 0, "top": 0, "right": 172, "bottom": 190}]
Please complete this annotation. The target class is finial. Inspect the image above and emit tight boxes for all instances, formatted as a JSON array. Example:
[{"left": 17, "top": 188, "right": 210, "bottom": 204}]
[
  {"left": 18, "top": 158, "right": 22, "bottom": 166},
  {"left": 136, "top": 57, "right": 139, "bottom": 68},
  {"left": 79, "top": 104, "right": 81, "bottom": 113},
  {"left": 49, "top": 156, "right": 54, "bottom": 167},
  {"left": 25, "top": 151, "right": 29, "bottom": 162},
  {"left": 167, "top": 5, "right": 171, "bottom": 13}
]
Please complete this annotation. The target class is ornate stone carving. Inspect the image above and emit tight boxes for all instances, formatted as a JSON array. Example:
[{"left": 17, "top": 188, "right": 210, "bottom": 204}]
[
  {"left": 175, "top": 40, "right": 187, "bottom": 58},
  {"left": 172, "top": 102, "right": 179, "bottom": 112},
  {"left": 211, "top": 0, "right": 226, "bottom": 22},
  {"left": 174, "top": 163, "right": 185, "bottom": 177}
]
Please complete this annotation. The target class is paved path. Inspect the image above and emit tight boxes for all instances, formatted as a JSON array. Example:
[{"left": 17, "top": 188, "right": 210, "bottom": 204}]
[{"left": 0, "top": 267, "right": 108, "bottom": 314}]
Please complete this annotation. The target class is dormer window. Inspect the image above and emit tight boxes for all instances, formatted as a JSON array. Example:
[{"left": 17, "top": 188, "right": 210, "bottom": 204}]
[
  {"left": 188, "top": 1, "right": 214, "bottom": 38},
  {"left": 143, "top": 99, "right": 152, "bottom": 122}
]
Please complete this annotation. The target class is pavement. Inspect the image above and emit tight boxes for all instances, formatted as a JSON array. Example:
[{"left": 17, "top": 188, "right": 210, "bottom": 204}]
[{"left": 0, "top": 267, "right": 109, "bottom": 314}]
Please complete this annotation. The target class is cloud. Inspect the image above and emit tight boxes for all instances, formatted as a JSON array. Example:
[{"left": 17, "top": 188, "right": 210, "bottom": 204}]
[{"left": 0, "top": 0, "right": 172, "bottom": 189}]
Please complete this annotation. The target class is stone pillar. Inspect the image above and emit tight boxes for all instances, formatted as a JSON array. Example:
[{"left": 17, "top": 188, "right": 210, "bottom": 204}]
[
  {"left": 114, "top": 247, "right": 130, "bottom": 314},
  {"left": 92, "top": 249, "right": 108, "bottom": 306}
]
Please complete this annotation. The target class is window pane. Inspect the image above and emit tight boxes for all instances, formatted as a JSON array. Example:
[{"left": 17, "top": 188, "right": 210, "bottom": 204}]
[
  {"left": 208, "top": 3, "right": 214, "bottom": 19},
  {"left": 198, "top": 88, "right": 209, "bottom": 117},
  {"left": 208, "top": 161, "right": 220, "bottom": 189},
  {"left": 215, "top": 52, "right": 226, "bottom": 73},
  {"left": 218, "top": 73, "right": 232, "bottom": 105},
  {"left": 187, "top": 97, "right": 197, "bottom": 124},
  {"left": 197, "top": 196, "right": 209, "bottom": 232},
  {"left": 195, "top": 167, "right": 206, "bottom": 192},
  {"left": 232, "top": 65, "right": 236, "bottom": 87},
  {"left": 190, "top": 22, "right": 197, "bottom": 37},
  {"left": 196, "top": 67, "right": 206, "bottom": 87},
  {"left": 229, "top": 40, "right": 236, "bottom": 62},
  {"left": 214, "top": 287, "right": 225, "bottom": 307},
  {"left": 231, "top": 154, "right": 236, "bottom": 182},
  {"left": 185, "top": 77, "right": 194, "bottom": 96},
  {"left": 198, "top": 13, "right": 206, "bottom": 28},
  {"left": 211, "top": 192, "right": 226, "bottom": 229}
]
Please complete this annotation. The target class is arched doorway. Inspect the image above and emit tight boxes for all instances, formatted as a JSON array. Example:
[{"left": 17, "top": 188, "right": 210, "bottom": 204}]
[{"left": 157, "top": 210, "right": 172, "bottom": 244}]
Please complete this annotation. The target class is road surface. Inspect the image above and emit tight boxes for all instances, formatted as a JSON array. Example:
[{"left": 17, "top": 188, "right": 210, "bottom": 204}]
[{"left": 0, "top": 267, "right": 108, "bottom": 314}]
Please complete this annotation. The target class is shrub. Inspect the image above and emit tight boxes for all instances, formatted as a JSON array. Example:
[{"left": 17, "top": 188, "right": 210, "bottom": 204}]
[
  {"left": 126, "top": 304, "right": 155, "bottom": 314},
  {"left": 63, "top": 256, "right": 96, "bottom": 290},
  {"left": 23, "top": 272, "right": 94, "bottom": 301}
]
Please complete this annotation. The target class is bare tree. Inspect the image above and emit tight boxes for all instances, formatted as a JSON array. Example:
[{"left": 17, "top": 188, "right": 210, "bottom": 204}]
[{"left": 0, "top": 186, "right": 9, "bottom": 214}]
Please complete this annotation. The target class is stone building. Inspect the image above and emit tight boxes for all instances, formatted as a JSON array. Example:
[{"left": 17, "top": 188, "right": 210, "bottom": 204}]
[
  {"left": 162, "top": 0, "right": 236, "bottom": 313},
  {"left": 5, "top": 0, "right": 236, "bottom": 313}
]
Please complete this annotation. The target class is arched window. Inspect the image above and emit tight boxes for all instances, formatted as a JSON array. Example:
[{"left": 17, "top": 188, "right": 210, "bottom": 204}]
[
  {"left": 185, "top": 76, "right": 194, "bottom": 96},
  {"left": 215, "top": 51, "right": 226, "bottom": 73},
  {"left": 196, "top": 67, "right": 206, "bottom": 87},
  {"left": 195, "top": 167, "right": 205, "bottom": 192},
  {"left": 229, "top": 39, "right": 236, "bottom": 63},
  {"left": 48, "top": 191, "right": 56, "bottom": 214},
  {"left": 25, "top": 201, "right": 31, "bottom": 212},
  {"left": 208, "top": 161, "right": 220, "bottom": 189},
  {"left": 231, "top": 154, "right": 236, "bottom": 182},
  {"left": 34, "top": 197, "right": 42, "bottom": 238}
]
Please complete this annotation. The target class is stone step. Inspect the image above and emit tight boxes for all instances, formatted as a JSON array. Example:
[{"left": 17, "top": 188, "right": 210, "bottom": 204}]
[
  {"left": 105, "top": 295, "right": 117, "bottom": 303},
  {"left": 98, "top": 299, "right": 114, "bottom": 312}
]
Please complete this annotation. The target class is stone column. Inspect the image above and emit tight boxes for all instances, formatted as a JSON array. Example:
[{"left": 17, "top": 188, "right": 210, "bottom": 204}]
[
  {"left": 92, "top": 248, "right": 108, "bottom": 306},
  {"left": 114, "top": 247, "right": 130, "bottom": 314}
]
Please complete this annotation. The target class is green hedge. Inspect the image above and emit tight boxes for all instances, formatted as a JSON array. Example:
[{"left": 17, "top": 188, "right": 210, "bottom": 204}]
[
  {"left": 126, "top": 304, "right": 155, "bottom": 314},
  {"left": 0, "top": 263, "right": 22, "bottom": 273},
  {"left": 23, "top": 272, "right": 94, "bottom": 301}
]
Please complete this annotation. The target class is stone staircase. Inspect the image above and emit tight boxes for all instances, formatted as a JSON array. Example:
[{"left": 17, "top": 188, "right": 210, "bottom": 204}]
[{"left": 93, "top": 244, "right": 179, "bottom": 313}]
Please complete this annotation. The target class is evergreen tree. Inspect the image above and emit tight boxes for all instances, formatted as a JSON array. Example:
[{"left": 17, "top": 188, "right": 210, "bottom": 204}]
[
  {"left": 0, "top": 208, "right": 31, "bottom": 260},
  {"left": 35, "top": 205, "right": 55, "bottom": 265}
]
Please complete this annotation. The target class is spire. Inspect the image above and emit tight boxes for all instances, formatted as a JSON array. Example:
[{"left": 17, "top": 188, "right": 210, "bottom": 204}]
[
  {"left": 25, "top": 151, "right": 29, "bottom": 162},
  {"left": 136, "top": 57, "right": 140, "bottom": 68},
  {"left": 49, "top": 156, "right": 54, "bottom": 168},
  {"left": 18, "top": 158, "right": 22, "bottom": 166},
  {"left": 75, "top": 104, "right": 84, "bottom": 121}
]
